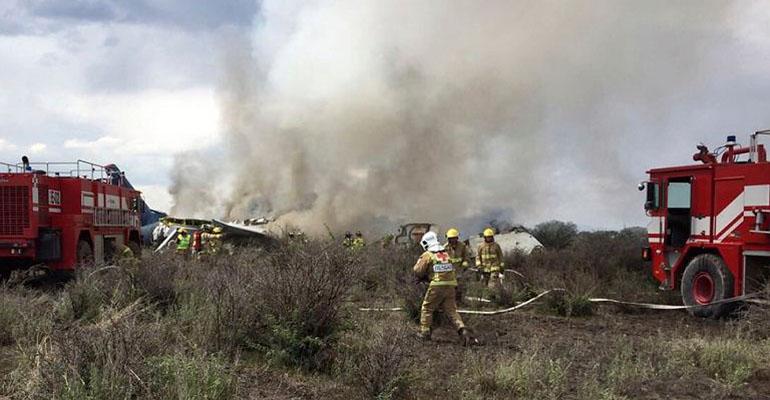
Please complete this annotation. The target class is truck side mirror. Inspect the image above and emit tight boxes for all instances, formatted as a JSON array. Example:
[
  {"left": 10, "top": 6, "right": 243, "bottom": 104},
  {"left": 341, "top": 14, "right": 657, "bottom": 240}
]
[{"left": 644, "top": 182, "right": 659, "bottom": 211}]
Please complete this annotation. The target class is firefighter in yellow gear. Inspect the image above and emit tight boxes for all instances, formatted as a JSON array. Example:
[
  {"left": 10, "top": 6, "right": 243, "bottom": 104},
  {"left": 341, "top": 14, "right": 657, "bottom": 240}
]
[
  {"left": 116, "top": 242, "right": 139, "bottom": 268},
  {"left": 476, "top": 228, "right": 504, "bottom": 287},
  {"left": 201, "top": 226, "right": 224, "bottom": 256},
  {"left": 342, "top": 231, "right": 354, "bottom": 248},
  {"left": 176, "top": 228, "right": 191, "bottom": 260},
  {"left": 120, "top": 244, "right": 134, "bottom": 259},
  {"left": 444, "top": 228, "right": 470, "bottom": 303},
  {"left": 413, "top": 231, "right": 474, "bottom": 345},
  {"left": 352, "top": 231, "right": 366, "bottom": 249}
]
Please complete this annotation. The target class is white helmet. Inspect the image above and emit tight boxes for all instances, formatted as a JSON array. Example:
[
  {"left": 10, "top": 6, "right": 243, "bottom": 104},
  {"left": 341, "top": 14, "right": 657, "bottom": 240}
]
[{"left": 420, "top": 231, "right": 444, "bottom": 252}]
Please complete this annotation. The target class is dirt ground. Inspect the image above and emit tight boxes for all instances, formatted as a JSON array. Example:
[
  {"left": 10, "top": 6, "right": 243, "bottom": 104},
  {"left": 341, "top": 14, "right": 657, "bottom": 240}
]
[{"left": 240, "top": 304, "right": 770, "bottom": 400}]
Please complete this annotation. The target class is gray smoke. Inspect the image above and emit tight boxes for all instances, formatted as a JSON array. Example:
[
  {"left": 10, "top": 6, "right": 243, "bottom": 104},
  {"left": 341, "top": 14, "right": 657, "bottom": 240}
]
[{"left": 171, "top": 1, "right": 745, "bottom": 235}]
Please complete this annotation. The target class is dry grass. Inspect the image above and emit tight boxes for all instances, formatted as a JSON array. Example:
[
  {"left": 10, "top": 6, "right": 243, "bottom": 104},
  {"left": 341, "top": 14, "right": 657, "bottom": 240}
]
[{"left": 0, "top": 224, "right": 768, "bottom": 399}]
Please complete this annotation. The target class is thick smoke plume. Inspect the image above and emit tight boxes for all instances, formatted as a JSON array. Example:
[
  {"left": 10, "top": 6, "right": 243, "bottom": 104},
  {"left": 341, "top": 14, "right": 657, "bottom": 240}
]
[{"left": 171, "top": 1, "right": 743, "bottom": 235}]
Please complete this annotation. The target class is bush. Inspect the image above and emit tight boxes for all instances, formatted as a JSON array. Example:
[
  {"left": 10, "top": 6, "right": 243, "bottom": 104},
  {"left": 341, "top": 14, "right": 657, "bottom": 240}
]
[
  {"left": 395, "top": 273, "right": 426, "bottom": 324},
  {"left": 132, "top": 253, "right": 179, "bottom": 311},
  {"left": 148, "top": 353, "right": 237, "bottom": 400},
  {"left": 531, "top": 220, "right": 578, "bottom": 250},
  {"left": 667, "top": 337, "right": 763, "bottom": 389},
  {"left": 0, "top": 287, "right": 30, "bottom": 346},
  {"left": 339, "top": 318, "right": 413, "bottom": 399},
  {"left": 458, "top": 348, "right": 571, "bottom": 399},
  {"left": 248, "top": 242, "right": 355, "bottom": 371}
]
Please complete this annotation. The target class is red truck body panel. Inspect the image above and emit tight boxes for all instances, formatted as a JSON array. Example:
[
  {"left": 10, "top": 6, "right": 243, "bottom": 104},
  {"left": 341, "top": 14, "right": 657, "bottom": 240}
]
[
  {"left": 0, "top": 161, "right": 141, "bottom": 271},
  {"left": 645, "top": 137, "right": 770, "bottom": 297}
]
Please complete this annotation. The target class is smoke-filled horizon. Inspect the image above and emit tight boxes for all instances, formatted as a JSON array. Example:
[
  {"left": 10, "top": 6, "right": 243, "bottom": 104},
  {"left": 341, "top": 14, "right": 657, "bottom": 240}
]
[{"left": 170, "top": 1, "right": 768, "bottom": 236}]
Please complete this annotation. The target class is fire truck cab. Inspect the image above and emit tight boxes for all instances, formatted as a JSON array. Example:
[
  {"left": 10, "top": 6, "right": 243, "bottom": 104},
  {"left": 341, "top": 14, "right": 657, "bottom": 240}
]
[
  {"left": 642, "top": 131, "right": 770, "bottom": 317},
  {"left": 0, "top": 160, "right": 142, "bottom": 276}
]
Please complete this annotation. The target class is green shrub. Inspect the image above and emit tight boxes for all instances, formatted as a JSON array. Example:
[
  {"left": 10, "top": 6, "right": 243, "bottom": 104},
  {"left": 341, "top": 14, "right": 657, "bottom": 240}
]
[
  {"left": 148, "top": 353, "right": 237, "bottom": 400},
  {"left": 667, "top": 337, "right": 763, "bottom": 389},
  {"left": 458, "top": 349, "right": 570, "bottom": 400},
  {"left": 531, "top": 220, "right": 578, "bottom": 250},
  {"left": 543, "top": 290, "right": 594, "bottom": 317},
  {"left": 248, "top": 242, "right": 355, "bottom": 371},
  {"left": 0, "top": 288, "right": 23, "bottom": 346},
  {"left": 339, "top": 319, "right": 413, "bottom": 399}
]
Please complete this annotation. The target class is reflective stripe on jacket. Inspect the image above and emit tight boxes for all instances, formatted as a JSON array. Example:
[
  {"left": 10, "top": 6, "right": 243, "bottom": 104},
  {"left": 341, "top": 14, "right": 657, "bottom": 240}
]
[
  {"left": 476, "top": 242, "right": 504, "bottom": 272},
  {"left": 413, "top": 250, "right": 458, "bottom": 287},
  {"left": 445, "top": 241, "right": 470, "bottom": 271},
  {"left": 428, "top": 251, "right": 457, "bottom": 287}
]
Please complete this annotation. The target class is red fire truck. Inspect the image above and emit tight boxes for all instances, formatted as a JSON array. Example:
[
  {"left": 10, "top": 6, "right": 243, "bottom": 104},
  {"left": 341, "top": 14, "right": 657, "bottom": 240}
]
[
  {"left": 0, "top": 160, "right": 142, "bottom": 276},
  {"left": 642, "top": 130, "right": 770, "bottom": 317}
]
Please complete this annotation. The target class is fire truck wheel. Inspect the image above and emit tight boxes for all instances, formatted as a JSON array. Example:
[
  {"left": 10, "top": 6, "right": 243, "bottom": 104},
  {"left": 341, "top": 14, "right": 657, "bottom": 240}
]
[
  {"left": 681, "top": 254, "right": 734, "bottom": 318},
  {"left": 76, "top": 240, "right": 94, "bottom": 266}
]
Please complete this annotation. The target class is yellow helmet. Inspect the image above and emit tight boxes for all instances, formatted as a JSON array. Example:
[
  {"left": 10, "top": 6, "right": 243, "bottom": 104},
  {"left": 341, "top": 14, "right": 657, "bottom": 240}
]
[
  {"left": 178, "top": 227, "right": 188, "bottom": 234},
  {"left": 213, "top": 227, "right": 223, "bottom": 234},
  {"left": 446, "top": 228, "right": 460, "bottom": 239},
  {"left": 483, "top": 228, "right": 495, "bottom": 237}
]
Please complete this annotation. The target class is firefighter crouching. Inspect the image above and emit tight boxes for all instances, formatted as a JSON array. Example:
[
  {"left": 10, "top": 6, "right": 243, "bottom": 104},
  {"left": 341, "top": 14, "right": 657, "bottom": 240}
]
[
  {"left": 444, "top": 228, "right": 470, "bottom": 304},
  {"left": 476, "top": 228, "right": 504, "bottom": 288},
  {"left": 176, "top": 228, "right": 191, "bottom": 260},
  {"left": 413, "top": 231, "right": 475, "bottom": 345}
]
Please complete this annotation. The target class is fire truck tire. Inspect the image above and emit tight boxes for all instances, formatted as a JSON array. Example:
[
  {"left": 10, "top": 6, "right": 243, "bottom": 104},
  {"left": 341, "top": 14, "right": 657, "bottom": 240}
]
[
  {"left": 681, "top": 254, "right": 734, "bottom": 318},
  {"left": 76, "top": 240, "right": 94, "bottom": 266}
]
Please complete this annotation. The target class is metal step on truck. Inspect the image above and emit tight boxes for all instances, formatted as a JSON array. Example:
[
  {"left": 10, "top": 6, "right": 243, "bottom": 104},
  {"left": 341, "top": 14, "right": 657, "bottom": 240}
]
[{"left": 0, "top": 159, "right": 142, "bottom": 277}]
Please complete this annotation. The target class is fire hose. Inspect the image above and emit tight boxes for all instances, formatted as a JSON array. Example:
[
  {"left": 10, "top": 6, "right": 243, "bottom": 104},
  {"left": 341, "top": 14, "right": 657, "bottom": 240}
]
[{"left": 359, "top": 289, "right": 765, "bottom": 315}]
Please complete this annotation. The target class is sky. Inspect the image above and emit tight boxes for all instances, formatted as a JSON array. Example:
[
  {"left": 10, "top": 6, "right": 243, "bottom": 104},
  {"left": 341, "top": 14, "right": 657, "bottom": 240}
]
[{"left": 2, "top": 1, "right": 770, "bottom": 232}]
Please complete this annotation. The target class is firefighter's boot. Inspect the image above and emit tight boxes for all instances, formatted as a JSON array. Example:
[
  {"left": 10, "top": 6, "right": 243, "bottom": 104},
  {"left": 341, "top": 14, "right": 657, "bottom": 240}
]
[{"left": 458, "top": 327, "right": 479, "bottom": 347}]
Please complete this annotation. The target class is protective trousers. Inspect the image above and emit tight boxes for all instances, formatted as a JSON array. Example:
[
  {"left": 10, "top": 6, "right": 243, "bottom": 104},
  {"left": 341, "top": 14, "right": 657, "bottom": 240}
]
[{"left": 420, "top": 286, "right": 465, "bottom": 334}]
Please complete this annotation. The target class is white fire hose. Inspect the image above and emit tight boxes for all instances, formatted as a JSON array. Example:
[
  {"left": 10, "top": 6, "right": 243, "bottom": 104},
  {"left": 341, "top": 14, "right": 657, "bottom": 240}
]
[{"left": 359, "top": 289, "right": 764, "bottom": 315}]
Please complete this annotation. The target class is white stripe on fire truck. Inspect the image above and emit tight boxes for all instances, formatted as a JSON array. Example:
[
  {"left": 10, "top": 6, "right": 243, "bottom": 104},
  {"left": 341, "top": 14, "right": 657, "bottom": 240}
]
[
  {"left": 646, "top": 217, "right": 663, "bottom": 244},
  {"left": 691, "top": 216, "right": 712, "bottom": 236},
  {"left": 49, "top": 207, "right": 61, "bottom": 213},
  {"left": 646, "top": 217, "right": 662, "bottom": 234},
  {"left": 717, "top": 217, "right": 743, "bottom": 242},
  {"left": 745, "top": 184, "right": 770, "bottom": 207},
  {"left": 32, "top": 187, "right": 39, "bottom": 204},
  {"left": 715, "top": 192, "right": 745, "bottom": 237},
  {"left": 713, "top": 185, "right": 770, "bottom": 243}
]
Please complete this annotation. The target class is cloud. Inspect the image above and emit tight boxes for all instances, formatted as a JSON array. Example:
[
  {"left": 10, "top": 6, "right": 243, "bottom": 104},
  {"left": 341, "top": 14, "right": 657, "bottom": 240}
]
[
  {"left": 134, "top": 184, "right": 172, "bottom": 212},
  {"left": 64, "top": 136, "right": 120, "bottom": 149},
  {"left": 56, "top": 88, "right": 221, "bottom": 155},
  {"left": 0, "top": 139, "right": 17, "bottom": 152},
  {"left": 29, "top": 143, "right": 47, "bottom": 154},
  {"left": 29, "top": 0, "right": 120, "bottom": 22},
  {"left": 0, "top": 0, "right": 258, "bottom": 36}
]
